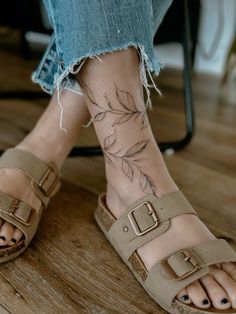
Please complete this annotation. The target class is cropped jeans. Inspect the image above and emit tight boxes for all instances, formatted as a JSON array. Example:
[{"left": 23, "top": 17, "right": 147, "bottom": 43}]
[{"left": 32, "top": 0, "right": 172, "bottom": 129}]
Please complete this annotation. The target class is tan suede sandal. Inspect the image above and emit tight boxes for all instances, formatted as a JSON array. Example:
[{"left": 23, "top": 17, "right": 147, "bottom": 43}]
[
  {"left": 0, "top": 148, "right": 61, "bottom": 263},
  {"left": 95, "top": 191, "right": 236, "bottom": 314}
]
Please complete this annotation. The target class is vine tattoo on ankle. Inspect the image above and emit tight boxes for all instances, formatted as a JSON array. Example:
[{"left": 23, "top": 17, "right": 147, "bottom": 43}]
[
  {"left": 80, "top": 79, "right": 156, "bottom": 195},
  {"left": 79, "top": 79, "right": 148, "bottom": 128},
  {"left": 103, "top": 131, "right": 156, "bottom": 195}
]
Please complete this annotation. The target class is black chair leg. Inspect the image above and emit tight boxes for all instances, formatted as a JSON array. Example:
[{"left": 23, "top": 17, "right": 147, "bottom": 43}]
[
  {"left": 0, "top": 91, "right": 48, "bottom": 99},
  {"left": 156, "top": 0, "right": 195, "bottom": 152}
]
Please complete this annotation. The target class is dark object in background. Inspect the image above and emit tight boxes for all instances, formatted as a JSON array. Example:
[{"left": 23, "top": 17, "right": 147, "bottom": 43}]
[
  {"left": 0, "top": 0, "right": 199, "bottom": 155},
  {"left": 1, "top": 0, "right": 200, "bottom": 62},
  {"left": 0, "top": 0, "right": 43, "bottom": 30},
  {"left": 0, "top": 0, "right": 50, "bottom": 58},
  {"left": 155, "top": 0, "right": 200, "bottom": 63}
]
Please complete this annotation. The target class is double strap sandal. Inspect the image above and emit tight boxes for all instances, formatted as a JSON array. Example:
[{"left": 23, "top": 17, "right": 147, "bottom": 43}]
[
  {"left": 95, "top": 191, "right": 236, "bottom": 314},
  {"left": 0, "top": 148, "right": 61, "bottom": 263}
]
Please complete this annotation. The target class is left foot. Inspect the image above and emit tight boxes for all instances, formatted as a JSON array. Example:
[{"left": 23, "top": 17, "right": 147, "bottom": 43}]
[
  {"left": 0, "top": 138, "right": 60, "bottom": 247},
  {"left": 0, "top": 89, "right": 90, "bottom": 248}
]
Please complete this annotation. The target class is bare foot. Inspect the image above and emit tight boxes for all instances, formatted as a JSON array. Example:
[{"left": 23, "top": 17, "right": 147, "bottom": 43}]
[
  {"left": 77, "top": 47, "right": 236, "bottom": 310},
  {"left": 0, "top": 89, "right": 90, "bottom": 249},
  {"left": 106, "top": 183, "right": 236, "bottom": 310}
]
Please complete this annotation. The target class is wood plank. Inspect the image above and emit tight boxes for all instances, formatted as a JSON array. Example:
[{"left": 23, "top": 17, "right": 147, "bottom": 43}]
[
  {"left": 0, "top": 31, "right": 236, "bottom": 313},
  {"left": 0, "top": 182, "right": 162, "bottom": 314}
]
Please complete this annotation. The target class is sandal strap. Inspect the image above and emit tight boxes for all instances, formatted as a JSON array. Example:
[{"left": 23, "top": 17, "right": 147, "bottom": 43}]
[
  {"left": 145, "top": 239, "right": 236, "bottom": 307},
  {"left": 0, "top": 148, "right": 60, "bottom": 201},
  {"left": 0, "top": 191, "right": 43, "bottom": 246},
  {"left": 0, "top": 191, "right": 37, "bottom": 225},
  {"left": 105, "top": 191, "right": 197, "bottom": 260}
]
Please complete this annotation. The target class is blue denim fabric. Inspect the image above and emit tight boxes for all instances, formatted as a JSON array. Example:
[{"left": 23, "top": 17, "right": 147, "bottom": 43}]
[{"left": 32, "top": 0, "right": 172, "bottom": 95}]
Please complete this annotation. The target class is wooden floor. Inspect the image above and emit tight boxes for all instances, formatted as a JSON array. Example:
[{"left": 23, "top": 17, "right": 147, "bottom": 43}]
[{"left": 0, "top": 31, "right": 236, "bottom": 314}]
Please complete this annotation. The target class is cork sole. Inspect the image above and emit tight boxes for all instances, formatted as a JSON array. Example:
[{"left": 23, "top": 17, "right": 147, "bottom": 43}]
[{"left": 94, "top": 204, "right": 236, "bottom": 314}]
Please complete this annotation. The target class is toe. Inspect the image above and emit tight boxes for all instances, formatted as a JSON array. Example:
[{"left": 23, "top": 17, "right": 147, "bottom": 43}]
[
  {"left": 200, "top": 274, "right": 231, "bottom": 309},
  {"left": 9, "top": 228, "right": 24, "bottom": 246},
  {"left": 186, "top": 280, "right": 211, "bottom": 309},
  {"left": 209, "top": 265, "right": 236, "bottom": 308},
  {"left": 0, "top": 221, "right": 15, "bottom": 246},
  {"left": 222, "top": 262, "right": 236, "bottom": 281},
  {"left": 176, "top": 288, "right": 192, "bottom": 304}
]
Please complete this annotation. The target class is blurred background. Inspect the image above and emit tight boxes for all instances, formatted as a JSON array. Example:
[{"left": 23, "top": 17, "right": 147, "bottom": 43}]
[
  {"left": 0, "top": 1, "right": 236, "bottom": 313},
  {"left": 0, "top": 0, "right": 235, "bottom": 154}
]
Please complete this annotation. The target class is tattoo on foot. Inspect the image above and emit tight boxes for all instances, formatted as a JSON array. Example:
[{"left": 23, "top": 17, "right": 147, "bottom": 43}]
[
  {"left": 103, "top": 131, "right": 156, "bottom": 194},
  {"left": 79, "top": 79, "right": 148, "bottom": 128}
]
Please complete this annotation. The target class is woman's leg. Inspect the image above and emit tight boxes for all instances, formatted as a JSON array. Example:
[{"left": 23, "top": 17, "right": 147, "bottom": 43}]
[
  {"left": 77, "top": 47, "right": 236, "bottom": 310},
  {"left": 0, "top": 90, "right": 90, "bottom": 245}
]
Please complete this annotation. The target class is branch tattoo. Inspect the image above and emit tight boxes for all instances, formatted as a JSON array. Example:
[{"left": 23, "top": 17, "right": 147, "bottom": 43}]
[{"left": 80, "top": 79, "right": 156, "bottom": 195}]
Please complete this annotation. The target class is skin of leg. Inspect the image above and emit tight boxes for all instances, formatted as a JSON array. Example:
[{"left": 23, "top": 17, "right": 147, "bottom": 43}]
[
  {"left": 76, "top": 47, "right": 236, "bottom": 310},
  {"left": 0, "top": 89, "right": 90, "bottom": 246},
  {"left": 18, "top": 89, "right": 91, "bottom": 168}
]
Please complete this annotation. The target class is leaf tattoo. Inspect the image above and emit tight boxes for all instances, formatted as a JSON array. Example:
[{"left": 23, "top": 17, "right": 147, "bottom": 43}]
[
  {"left": 105, "top": 94, "right": 114, "bottom": 110},
  {"left": 104, "top": 130, "right": 116, "bottom": 150},
  {"left": 122, "top": 160, "right": 134, "bottom": 181},
  {"left": 79, "top": 79, "right": 105, "bottom": 110},
  {"left": 123, "top": 141, "right": 148, "bottom": 158},
  {"left": 80, "top": 80, "right": 154, "bottom": 193},
  {"left": 115, "top": 85, "right": 136, "bottom": 111},
  {"left": 112, "top": 85, "right": 147, "bottom": 127},
  {"left": 103, "top": 135, "right": 156, "bottom": 195},
  {"left": 103, "top": 151, "right": 113, "bottom": 166},
  {"left": 81, "top": 81, "right": 148, "bottom": 128},
  {"left": 94, "top": 111, "right": 107, "bottom": 121},
  {"left": 141, "top": 111, "right": 148, "bottom": 129},
  {"left": 139, "top": 173, "right": 156, "bottom": 194}
]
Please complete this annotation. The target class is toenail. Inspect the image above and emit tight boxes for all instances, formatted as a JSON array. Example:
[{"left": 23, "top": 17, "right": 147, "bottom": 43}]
[
  {"left": 221, "top": 298, "right": 229, "bottom": 304},
  {"left": 180, "top": 295, "right": 189, "bottom": 302},
  {"left": 11, "top": 238, "right": 17, "bottom": 243},
  {"left": 202, "top": 299, "right": 209, "bottom": 305},
  {"left": 0, "top": 236, "right": 6, "bottom": 241}
]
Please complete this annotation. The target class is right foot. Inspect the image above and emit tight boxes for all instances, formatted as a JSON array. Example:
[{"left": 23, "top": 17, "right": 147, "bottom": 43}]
[
  {"left": 106, "top": 180, "right": 236, "bottom": 310},
  {"left": 77, "top": 47, "right": 236, "bottom": 310}
]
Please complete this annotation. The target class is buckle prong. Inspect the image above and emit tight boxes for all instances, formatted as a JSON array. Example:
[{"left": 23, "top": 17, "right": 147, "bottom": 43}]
[
  {"left": 39, "top": 166, "right": 59, "bottom": 196},
  {"left": 128, "top": 201, "right": 159, "bottom": 236},
  {"left": 9, "top": 199, "right": 32, "bottom": 225},
  {"left": 174, "top": 250, "right": 199, "bottom": 280},
  {"left": 9, "top": 199, "right": 19, "bottom": 215},
  {"left": 184, "top": 255, "right": 191, "bottom": 262}
]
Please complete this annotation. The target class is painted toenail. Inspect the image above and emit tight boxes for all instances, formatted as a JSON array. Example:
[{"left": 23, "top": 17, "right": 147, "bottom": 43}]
[
  {"left": 221, "top": 298, "right": 229, "bottom": 304},
  {"left": 180, "top": 295, "right": 189, "bottom": 302},
  {"left": 202, "top": 299, "right": 209, "bottom": 305},
  {"left": 11, "top": 238, "right": 17, "bottom": 243},
  {"left": 0, "top": 236, "right": 6, "bottom": 241}
]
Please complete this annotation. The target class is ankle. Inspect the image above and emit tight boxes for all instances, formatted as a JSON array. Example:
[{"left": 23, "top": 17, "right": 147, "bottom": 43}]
[
  {"left": 105, "top": 152, "right": 178, "bottom": 204},
  {"left": 17, "top": 132, "right": 68, "bottom": 169},
  {"left": 106, "top": 174, "right": 178, "bottom": 219}
]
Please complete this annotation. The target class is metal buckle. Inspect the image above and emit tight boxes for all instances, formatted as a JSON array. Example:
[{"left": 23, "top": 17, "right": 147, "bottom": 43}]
[
  {"left": 39, "top": 166, "right": 59, "bottom": 196},
  {"left": 9, "top": 199, "right": 32, "bottom": 225},
  {"left": 128, "top": 201, "right": 159, "bottom": 236},
  {"left": 173, "top": 250, "right": 199, "bottom": 280},
  {"left": 9, "top": 199, "right": 20, "bottom": 216}
]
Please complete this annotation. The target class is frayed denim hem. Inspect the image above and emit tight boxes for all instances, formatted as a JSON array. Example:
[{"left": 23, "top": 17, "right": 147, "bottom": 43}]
[{"left": 32, "top": 43, "right": 163, "bottom": 133}]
